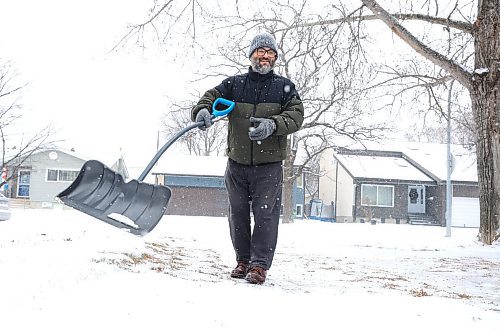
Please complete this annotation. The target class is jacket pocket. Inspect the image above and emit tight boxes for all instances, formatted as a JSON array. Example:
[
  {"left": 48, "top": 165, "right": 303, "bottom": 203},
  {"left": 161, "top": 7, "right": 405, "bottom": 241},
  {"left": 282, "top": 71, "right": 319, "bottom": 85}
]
[{"left": 255, "top": 135, "right": 280, "bottom": 155}]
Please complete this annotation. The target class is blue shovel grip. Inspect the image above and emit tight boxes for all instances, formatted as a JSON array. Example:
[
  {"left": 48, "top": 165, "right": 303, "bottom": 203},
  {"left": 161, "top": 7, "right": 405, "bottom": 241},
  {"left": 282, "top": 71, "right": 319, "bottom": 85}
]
[{"left": 212, "top": 98, "right": 235, "bottom": 117}]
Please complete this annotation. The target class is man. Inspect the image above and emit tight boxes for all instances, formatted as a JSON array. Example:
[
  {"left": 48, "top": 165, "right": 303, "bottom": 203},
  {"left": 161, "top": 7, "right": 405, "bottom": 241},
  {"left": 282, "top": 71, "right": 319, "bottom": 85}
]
[{"left": 191, "top": 32, "right": 304, "bottom": 284}]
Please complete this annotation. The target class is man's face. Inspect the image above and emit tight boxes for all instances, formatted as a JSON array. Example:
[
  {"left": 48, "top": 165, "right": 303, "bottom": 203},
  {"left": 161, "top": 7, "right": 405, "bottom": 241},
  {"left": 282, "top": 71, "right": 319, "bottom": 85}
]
[{"left": 250, "top": 47, "right": 277, "bottom": 74}]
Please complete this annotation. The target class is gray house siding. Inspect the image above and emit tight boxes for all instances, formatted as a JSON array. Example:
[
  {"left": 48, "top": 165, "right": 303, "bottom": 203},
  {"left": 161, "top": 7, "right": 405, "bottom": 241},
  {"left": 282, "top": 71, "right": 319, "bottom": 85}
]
[
  {"left": 166, "top": 186, "right": 228, "bottom": 217},
  {"left": 425, "top": 185, "right": 443, "bottom": 224},
  {"left": 353, "top": 181, "right": 480, "bottom": 226},
  {"left": 292, "top": 181, "right": 305, "bottom": 217},
  {"left": 164, "top": 175, "right": 228, "bottom": 217},
  {"left": 8, "top": 150, "right": 86, "bottom": 208},
  {"left": 353, "top": 181, "right": 410, "bottom": 222},
  {"left": 452, "top": 184, "right": 479, "bottom": 198},
  {"left": 28, "top": 151, "right": 84, "bottom": 204},
  {"left": 353, "top": 181, "right": 449, "bottom": 224}
]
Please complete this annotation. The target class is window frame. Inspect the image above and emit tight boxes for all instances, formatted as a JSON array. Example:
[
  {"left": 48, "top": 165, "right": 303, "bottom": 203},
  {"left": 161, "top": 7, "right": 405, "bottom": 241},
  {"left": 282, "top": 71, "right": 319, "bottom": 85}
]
[
  {"left": 360, "top": 184, "right": 394, "bottom": 208},
  {"left": 295, "top": 173, "right": 304, "bottom": 189},
  {"left": 47, "top": 169, "right": 58, "bottom": 182},
  {"left": 46, "top": 168, "right": 80, "bottom": 183},
  {"left": 295, "top": 204, "right": 303, "bottom": 217},
  {"left": 17, "top": 170, "right": 31, "bottom": 197}
]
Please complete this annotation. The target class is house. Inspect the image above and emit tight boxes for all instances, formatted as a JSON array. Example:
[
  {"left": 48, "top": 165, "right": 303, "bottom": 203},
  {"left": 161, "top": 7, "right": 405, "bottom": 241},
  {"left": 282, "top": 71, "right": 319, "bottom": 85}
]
[
  {"left": 152, "top": 154, "right": 306, "bottom": 218},
  {"left": 4, "top": 148, "right": 130, "bottom": 209},
  {"left": 318, "top": 142, "right": 479, "bottom": 227},
  {"left": 4, "top": 149, "right": 87, "bottom": 208}
]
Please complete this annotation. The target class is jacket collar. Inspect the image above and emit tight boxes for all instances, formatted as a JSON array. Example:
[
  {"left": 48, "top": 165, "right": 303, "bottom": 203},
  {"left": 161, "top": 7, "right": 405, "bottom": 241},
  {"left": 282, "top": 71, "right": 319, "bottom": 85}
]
[{"left": 248, "top": 66, "right": 274, "bottom": 81}]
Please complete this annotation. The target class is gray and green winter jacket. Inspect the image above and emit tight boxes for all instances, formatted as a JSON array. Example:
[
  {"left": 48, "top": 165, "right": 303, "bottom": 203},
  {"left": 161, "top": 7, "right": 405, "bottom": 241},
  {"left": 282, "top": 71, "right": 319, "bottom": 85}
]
[{"left": 191, "top": 68, "right": 304, "bottom": 165}]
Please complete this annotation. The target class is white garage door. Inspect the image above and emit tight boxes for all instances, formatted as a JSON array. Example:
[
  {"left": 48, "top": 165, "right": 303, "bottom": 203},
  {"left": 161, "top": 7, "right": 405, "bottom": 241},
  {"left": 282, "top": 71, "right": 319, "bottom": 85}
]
[{"left": 451, "top": 197, "right": 480, "bottom": 228}]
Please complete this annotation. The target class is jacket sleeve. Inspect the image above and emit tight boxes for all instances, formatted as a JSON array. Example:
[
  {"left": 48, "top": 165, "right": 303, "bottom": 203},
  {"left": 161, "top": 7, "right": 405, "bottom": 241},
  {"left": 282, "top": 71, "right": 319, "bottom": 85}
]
[
  {"left": 270, "top": 81, "right": 304, "bottom": 136},
  {"left": 191, "top": 78, "right": 233, "bottom": 121}
]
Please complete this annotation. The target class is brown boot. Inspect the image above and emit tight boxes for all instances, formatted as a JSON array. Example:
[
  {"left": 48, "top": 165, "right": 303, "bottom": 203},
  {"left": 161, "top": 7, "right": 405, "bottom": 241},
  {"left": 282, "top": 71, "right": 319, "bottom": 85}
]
[
  {"left": 230, "top": 262, "right": 248, "bottom": 278},
  {"left": 245, "top": 266, "right": 267, "bottom": 284}
]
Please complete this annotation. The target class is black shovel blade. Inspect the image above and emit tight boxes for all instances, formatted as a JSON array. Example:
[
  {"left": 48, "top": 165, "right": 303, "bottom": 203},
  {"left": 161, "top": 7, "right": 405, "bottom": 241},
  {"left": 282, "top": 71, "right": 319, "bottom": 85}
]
[{"left": 57, "top": 160, "right": 171, "bottom": 236}]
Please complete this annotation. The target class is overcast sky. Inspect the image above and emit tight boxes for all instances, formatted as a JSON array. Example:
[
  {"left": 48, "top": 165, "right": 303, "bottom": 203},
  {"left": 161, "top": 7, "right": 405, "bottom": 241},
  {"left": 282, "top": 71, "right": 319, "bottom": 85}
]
[
  {"left": 0, "top": 0, "right": 192, "bottom": 168},
  {"left": 1, "top": 0, "right": 471, "bottom": 173}
]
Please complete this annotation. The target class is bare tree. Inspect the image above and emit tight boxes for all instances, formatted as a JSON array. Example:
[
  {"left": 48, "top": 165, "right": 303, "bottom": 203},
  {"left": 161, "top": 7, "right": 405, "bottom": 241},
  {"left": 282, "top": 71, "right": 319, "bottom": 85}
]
[
  {"left": 113, "top": 1, "right": 498, "bottom": 241},
  {"left": 279, "top": 0, "right": 496, "bottom": 242},
  {"left": 356, "top": 0, "right": 499, "bottom": 244},
  {"left": 0, "top": 60, "right": 57, "bottom": 192},
  {"left": 161, "top": 98, "right": 227, "bottom": 156},
  {"left": 228, "top": 3, "right": 392, "bottom": 223},
  {"left": 404, "top": 99, "right": 476, "bottom": 148},
  {"left": 116, "top": 0, "right": 392, "bottom": 223}
]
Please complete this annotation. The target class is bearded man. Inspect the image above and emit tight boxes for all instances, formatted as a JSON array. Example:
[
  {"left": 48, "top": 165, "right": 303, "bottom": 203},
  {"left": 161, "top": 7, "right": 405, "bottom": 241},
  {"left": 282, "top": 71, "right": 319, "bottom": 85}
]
[{"left": 191, "top": 32, "right": 304, "bottom": 284}]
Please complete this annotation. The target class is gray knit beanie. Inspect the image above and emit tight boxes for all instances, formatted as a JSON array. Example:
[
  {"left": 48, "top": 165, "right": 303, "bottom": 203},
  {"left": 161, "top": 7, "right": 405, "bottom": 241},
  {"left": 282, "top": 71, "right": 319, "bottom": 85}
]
[{"left": 247, "top": 32, "right": 278, "bottom": 58}]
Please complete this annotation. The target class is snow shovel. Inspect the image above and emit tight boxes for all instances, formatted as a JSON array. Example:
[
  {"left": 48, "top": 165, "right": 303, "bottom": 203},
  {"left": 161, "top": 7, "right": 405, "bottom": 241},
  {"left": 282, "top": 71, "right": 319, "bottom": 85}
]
[{"left": 56, "top": 98, "right": 235, "bottom": 236}]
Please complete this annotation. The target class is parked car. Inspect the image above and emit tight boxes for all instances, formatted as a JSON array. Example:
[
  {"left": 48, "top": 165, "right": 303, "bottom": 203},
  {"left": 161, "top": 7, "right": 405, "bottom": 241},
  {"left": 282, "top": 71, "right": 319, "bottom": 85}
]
[{"left": 0, "top": 192, "right": 11, "bottom": 221}]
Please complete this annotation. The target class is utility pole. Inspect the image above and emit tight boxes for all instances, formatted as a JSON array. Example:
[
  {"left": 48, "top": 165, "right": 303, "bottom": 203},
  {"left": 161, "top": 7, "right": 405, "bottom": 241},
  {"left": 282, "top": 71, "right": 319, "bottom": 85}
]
[{"left": 445, "top": 80, "right": 455, "bottom": 237}]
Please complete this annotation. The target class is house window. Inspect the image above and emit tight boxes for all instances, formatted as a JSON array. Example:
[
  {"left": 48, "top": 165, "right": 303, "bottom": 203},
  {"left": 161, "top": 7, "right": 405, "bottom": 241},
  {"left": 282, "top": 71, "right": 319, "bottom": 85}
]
[
  {"left": 296, "top": 174, "right": 303, "bottom": 188},
  {"left": 295, "top": 204, "right": 303, "bottom": 217},
  {"left": 47, "top": 169, "right": 58, "bottom": 181},
  {"left": 47, "top": 169, "right": 80, "bottom": 182},
  {"left": 18, "top": 170, "right": 31, "bottom": 197},
  {"left": 59, "top": 170, "right": 79, "bottom": 182},
  {"left": 361, "top": 184, "right": 394, "bottom": 207}
]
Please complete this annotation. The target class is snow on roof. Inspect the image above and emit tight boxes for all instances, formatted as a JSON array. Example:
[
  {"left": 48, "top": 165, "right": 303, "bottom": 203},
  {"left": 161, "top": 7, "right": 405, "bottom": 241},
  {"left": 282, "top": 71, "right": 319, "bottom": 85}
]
[
  {"left": 58, "top": 148, "right": 90, "bottom": 162},
  {"left": 398, "top": 142, "right": 477, "bottom": 182},
  {"left": 336, "top": 141, "right": 477, "bottom": 183},
  {"left": 30, "top": 148, "right": 89, "bottom": 162},
  {"left": 152, "top": 153, "right": 227, "bottom": 177},
  {"left": 335, "top": 153, "right": 435, "bottom": 182}
]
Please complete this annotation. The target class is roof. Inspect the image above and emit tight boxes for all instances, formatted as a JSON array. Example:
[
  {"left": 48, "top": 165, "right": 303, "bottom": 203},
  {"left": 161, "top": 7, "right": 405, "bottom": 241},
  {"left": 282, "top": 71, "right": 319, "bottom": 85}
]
[
  {"left": 152, "top": 154, "right": 227, "bottom": 177},
  {"left": 27, "top": 148, "right": 89, "bottom": 162},
  {"left": 334, "top": 141, "right": 477, "bottom": 183},
  {"left": 398, "top": 142, "right": 477, "bottom": 182},
  {"left": 335, "top": 153, "right": 435, "bottom": 182},
  {"left": 56, "top": 148, "right": 89, "bottom": 162}
]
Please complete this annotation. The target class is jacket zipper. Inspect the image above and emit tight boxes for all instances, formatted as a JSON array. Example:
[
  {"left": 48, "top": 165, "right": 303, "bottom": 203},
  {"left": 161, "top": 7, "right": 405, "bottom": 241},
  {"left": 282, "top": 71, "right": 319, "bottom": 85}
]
[{"left": 250, "top": 75, "right": 261, "bottom": 166}]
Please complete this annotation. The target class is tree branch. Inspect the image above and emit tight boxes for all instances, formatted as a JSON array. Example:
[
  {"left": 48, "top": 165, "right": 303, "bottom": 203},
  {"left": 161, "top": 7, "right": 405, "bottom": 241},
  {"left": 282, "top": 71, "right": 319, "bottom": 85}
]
[
  {"left": 282, "top": 13, "right": 473, "bottom": 34},
  {"left": 360, "top": 0, "right": 473, "bottom": 91}
]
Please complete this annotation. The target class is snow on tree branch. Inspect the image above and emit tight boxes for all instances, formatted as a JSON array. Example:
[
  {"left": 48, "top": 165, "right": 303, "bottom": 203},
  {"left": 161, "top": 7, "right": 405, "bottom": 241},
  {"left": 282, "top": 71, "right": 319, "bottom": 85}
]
[
  {"left": 360, "top": 0, "right": 473, "bottom": 91},
  {"left": 282, "top": 13, "right": 473, "bottom": 34}
]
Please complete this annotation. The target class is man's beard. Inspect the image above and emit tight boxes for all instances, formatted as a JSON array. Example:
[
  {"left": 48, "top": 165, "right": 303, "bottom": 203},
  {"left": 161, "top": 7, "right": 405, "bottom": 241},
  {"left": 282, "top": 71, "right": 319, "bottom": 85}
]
[{"left": 250, "top": 58, "right": 274, "bottom": 75}]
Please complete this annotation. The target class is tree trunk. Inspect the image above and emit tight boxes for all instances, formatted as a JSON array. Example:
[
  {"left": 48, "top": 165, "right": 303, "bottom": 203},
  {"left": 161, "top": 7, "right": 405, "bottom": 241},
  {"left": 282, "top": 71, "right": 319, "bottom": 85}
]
[
  {"left": 282, "top": 137, "right": 295, "bottom": 224},
  {"left": 472, "top": 0, "right": 500, "bottom": 244},
  {"left": 362, "top": 0, "right": 499, "bottom": 244}
]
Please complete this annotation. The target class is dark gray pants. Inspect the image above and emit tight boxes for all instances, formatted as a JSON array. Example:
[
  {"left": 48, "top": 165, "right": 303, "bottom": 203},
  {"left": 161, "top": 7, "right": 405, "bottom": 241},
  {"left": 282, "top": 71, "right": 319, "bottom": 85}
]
[{"left": 224, "top": 158, "right": 283, "bottom": 270}]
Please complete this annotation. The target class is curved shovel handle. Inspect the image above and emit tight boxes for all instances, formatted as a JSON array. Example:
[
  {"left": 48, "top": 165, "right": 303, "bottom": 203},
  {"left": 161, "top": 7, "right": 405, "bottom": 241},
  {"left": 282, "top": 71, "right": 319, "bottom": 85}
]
[
  {"left": 212, "top": 98, "right": 235, "bottom": 117},
  {"left": 138, "top": 98, "right": 235, "bottom": 182}
]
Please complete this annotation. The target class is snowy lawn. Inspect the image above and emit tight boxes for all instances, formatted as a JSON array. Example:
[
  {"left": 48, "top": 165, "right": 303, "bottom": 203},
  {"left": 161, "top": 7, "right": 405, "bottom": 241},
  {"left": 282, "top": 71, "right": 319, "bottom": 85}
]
[{"left": 1, "top": 209, "right": 499, "bottom": 331}]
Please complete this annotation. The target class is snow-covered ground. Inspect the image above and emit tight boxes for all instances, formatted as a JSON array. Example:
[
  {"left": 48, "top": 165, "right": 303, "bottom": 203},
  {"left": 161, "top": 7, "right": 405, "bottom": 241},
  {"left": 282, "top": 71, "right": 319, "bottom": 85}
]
[{"left": 1, "top": 209, "right": 499, "bottom": 331}]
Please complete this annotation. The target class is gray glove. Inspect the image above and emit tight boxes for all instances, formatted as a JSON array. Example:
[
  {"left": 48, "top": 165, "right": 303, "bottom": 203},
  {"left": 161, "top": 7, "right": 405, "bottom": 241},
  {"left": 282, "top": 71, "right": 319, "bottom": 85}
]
[
  {"left": 195, "top": 108, "right": 212, "bottom": 130},
  {"left": 248, "top": 117, "right": 276, "bottom": 140}
]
